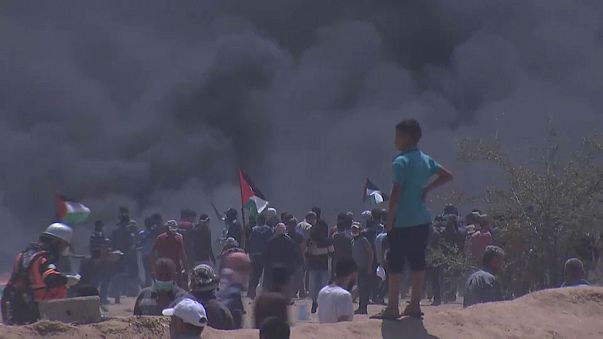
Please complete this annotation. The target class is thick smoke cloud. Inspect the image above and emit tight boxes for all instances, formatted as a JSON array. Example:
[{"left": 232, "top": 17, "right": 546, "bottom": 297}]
[{"left": 1, "top": 0, "right": 602, "bottom": 264}]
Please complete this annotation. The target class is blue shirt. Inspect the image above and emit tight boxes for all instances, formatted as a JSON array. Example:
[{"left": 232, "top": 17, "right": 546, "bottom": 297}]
[{"left": 392, "top": 148, "right": 441, "bottom": 228}]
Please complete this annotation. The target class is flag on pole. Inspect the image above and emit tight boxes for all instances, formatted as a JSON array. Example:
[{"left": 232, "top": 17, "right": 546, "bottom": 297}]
[
  {"left": 239, "top": 169, "right": 269, "bottom": 216},
  {"left": 55, "top": 193, "right": 91, "bottom": 224},
  {"left": 363, "top": 178, "right": 388, "bottom": 205}
]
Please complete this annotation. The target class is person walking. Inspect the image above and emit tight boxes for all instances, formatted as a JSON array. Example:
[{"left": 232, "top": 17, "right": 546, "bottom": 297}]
[
  {"left": 351, "top": 223, "right": 373, "bottom": 314},
  {"left": 247, "top": 214, "right": 274, "bottom": 299}
]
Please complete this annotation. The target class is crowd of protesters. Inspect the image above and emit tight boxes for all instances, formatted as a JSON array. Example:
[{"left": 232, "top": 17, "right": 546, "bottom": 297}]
[{"left": 3, "top": 119, "right": 598, "bottom": 339}]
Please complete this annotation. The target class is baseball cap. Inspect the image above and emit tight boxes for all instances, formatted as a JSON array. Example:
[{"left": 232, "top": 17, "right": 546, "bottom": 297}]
[{"left": 162, "top": 298, "right": 207, "bottom": 328}]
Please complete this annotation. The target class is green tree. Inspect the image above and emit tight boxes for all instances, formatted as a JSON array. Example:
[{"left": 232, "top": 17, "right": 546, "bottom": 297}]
[{"left": 458, "top": 128, "right": 603, "bottom": 296}]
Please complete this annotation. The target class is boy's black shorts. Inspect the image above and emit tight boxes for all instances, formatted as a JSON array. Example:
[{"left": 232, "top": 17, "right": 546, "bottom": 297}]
[{"left": 386, "top": 224, "right": 430, "bottom": 274}]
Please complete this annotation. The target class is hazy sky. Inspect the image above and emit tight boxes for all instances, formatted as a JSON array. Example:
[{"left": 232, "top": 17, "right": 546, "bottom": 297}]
[{"left": 1, "top": 0, "right": 602, "bottom": 260}]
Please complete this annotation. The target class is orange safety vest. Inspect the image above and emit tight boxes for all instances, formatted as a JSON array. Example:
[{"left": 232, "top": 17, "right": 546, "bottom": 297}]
[{"left": 28, "top": 252, "right": 67, "bottom": 302}]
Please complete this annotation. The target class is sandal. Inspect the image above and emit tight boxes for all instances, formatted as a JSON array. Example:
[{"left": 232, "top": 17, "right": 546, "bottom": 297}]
[{"left": 370, "top": 308, "right": 401, "bottom": 320}]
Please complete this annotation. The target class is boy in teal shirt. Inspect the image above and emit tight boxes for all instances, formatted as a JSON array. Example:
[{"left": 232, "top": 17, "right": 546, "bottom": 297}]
[{"left": 373, "top": 119, "right": 453, "bottom": 319}]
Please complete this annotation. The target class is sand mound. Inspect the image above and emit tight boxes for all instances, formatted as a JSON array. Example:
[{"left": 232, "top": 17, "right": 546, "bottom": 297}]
[{"left": 0, "top": 287, "right": 601, "bottom": 338}]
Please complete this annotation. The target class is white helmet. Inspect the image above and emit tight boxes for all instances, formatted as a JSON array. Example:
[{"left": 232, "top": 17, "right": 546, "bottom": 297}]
[{"left": 42, "top": 223, "right": 73, "bottom": 244}]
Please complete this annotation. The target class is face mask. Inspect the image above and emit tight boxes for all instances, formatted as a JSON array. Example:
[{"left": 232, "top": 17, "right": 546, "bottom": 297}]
[
  {"left": 154, "top": 280, "right": 174, "bottom": 292},
  {"left": 61, "top": 246, "right": 70, "bottom": 257}
]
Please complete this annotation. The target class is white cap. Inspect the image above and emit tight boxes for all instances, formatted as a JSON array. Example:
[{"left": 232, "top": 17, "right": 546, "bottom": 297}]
[{"left": 162, "top": 298, "right": 207, "bottom": 328}]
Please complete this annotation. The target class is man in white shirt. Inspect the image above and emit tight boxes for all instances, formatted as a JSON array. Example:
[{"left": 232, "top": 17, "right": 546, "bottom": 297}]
[{"left": 317, "top": 259, "right": 358, "bottom": 323}]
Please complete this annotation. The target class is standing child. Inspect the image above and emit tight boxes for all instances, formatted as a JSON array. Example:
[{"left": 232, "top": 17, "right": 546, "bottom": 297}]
[{"left": 372, "top": 119, "right": 453, "bottom": 319}]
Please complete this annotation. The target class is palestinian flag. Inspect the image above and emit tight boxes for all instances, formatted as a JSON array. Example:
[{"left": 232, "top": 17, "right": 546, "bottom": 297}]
[
  {"left": 239, "top": 169, "right": 269, "bottom": 216},
  {"left": 55, "top": 193, "right": 91, "bottom": 224},
  {"left": 363, "top": 178, "right": 388, "bottom": 205}
]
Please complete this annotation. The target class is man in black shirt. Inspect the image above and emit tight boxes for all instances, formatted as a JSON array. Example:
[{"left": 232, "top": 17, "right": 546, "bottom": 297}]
[
  {"left": 225, "top": 208, "right": 243, "bottom": 247},
  {"left": 307, "top": 207, "right": 333, "bottom": 313},
  {"left": 264, "top": 223, "right": 302, "bottom": 300}
]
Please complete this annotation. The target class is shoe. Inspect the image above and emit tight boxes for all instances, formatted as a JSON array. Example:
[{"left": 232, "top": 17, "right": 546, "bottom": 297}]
[
  {"left": 370, "top": 308, "right": 401, "bottom": 320},
  {"left": 311, "top": 302, "right": 318, "bottom": 314},
  {"left": 402, "top": 305, "right": 424, "bottom": 319},
  {"left": 431, "top": 300, "right": 441, "bottom": 306},
  {"left": 355, "top": 309, "right": 368, "bottom": 315}
]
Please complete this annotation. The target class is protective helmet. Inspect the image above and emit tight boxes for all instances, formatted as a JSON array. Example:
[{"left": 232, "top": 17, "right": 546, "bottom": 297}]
[{"left": 42, "top": 223, "right": 73, "bottom": 244}]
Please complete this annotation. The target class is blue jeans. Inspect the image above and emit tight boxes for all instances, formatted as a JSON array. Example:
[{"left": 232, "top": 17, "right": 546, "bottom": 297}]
[{"left": 308, "top": 269, "right": 330, "bottom": 303}]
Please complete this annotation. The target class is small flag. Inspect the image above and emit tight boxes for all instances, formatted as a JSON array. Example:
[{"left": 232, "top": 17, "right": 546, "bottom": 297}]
[
  {"left": 239, "top": 169, "right": 269, "bottom": 216},
  {"left": 55, "top": 193, "right": 91, "bottom": 224},
  {"left": 363, "top": 178, "right": 388, "bottom": 205}
]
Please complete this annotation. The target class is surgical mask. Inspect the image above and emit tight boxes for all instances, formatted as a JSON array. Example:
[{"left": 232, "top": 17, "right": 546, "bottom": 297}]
[
  {"left": 61, "top": 246, "right": 70, "bottom": 257},
  {"left": 154, "top": 280, "right": 175, "bottom": 292}
]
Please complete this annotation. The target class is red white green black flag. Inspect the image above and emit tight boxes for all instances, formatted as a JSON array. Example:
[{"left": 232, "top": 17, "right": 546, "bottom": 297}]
[
  {"left": 55, "top": 193, "right": 91, "bottom": 224},
  {"left": 239, "top": 169, "right": 269, "bottom": 215}
]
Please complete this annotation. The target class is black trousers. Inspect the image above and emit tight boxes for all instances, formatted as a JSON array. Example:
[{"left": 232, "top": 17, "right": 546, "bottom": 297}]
[
  {"left": 357, "top": 269, "right": 371, "bottom": 311},
  {"left": 247, "top": 255, "right": 264, "bottom": 299},
  {"left": 427, "top": 266, "right": 442, "bottom": 303}
]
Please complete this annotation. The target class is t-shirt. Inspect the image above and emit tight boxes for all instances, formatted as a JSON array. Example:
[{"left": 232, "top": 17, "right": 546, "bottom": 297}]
[
  {"left": 332, "top": 231, "right": 353, "bottom": 264},
  {"left": 307, "top": 222, "right": 332, "bottom": 271},
  {"left": 392, "top": 148, "right": 441, "bottom": 228},
  {"left": 153, "top": 232, "right": 185, "bottom": 270},
  {"left": 317, "top": 285, "right": 354, "bottom": 323}
]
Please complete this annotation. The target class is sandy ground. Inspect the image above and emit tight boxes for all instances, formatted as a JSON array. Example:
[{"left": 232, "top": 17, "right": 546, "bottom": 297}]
[{"left": 0, "top": 287, "right": 601, "bottom": 338}]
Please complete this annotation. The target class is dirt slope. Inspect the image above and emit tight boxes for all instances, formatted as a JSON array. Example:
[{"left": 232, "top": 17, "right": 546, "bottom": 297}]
[{"left": 0, "top": 286, "right": 601, "bottom": 339}]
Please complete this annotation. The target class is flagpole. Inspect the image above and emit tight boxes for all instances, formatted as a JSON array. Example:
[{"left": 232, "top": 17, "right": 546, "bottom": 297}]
[{"left": 238, "top": 169, "right": 247, "bottom": 251}]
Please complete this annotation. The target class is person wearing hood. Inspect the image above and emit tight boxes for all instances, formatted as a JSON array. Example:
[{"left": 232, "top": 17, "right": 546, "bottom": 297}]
[
  {"left": 188, "top": 264, "right": 234, "bottom": 330},
  {"left": 134, "top": 258, "right": 189, "bottom": 316}
]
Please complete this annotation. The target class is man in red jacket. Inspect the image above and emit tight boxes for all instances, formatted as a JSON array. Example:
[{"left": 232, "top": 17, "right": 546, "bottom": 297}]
[{"left": 151, "top": 220, "right": 188, "bottom": 288}]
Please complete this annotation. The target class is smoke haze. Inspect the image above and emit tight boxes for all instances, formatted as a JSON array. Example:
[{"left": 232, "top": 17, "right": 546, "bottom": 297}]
[{"left": 1, "top": 0, "right": 602, "bottom": 261}]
